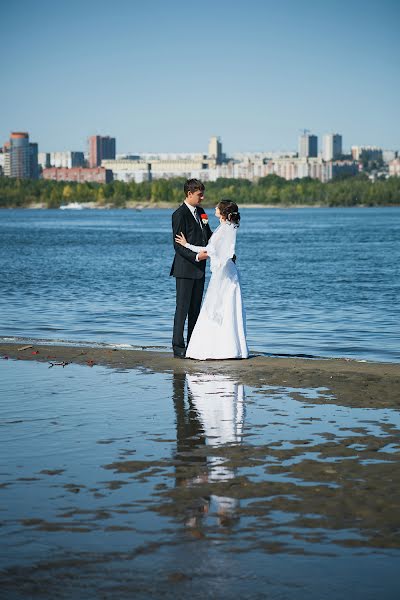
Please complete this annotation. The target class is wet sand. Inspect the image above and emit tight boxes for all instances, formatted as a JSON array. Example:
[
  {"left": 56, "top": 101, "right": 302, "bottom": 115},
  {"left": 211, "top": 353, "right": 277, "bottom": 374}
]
[
  {"left": 1, "top": 341, "right": 399, "bottom": 409},
  {"left": 1, "top": 343, "right": 400, "bottom": 599}
]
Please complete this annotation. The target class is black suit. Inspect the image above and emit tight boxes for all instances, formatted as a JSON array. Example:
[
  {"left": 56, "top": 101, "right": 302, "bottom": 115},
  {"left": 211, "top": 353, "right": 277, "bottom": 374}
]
[{"left": 170, "top": 203, "right": 212, "bottom": 356}]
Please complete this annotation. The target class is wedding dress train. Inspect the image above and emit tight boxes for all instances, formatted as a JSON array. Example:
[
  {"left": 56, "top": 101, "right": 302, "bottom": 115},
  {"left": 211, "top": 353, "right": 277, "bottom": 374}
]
[{"left": 185, "top": 222, "right": 249, "bottom": 360}]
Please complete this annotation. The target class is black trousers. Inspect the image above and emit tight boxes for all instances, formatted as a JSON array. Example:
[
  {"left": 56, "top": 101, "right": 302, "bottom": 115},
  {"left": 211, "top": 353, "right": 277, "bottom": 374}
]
[{"left": 172, "top": 277, "right": 205, "bottom": 355}]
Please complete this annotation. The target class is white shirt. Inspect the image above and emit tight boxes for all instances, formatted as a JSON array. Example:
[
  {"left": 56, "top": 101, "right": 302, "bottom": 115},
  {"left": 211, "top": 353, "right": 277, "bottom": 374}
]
[{"left": 184, "top": 200, "right": 202, "bottom": 225}]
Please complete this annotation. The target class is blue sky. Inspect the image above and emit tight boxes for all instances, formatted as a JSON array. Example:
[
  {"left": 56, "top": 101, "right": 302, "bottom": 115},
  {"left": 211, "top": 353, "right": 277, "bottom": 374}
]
[{"left": 1, "top": 0, "right": 399, "bottom": 154}]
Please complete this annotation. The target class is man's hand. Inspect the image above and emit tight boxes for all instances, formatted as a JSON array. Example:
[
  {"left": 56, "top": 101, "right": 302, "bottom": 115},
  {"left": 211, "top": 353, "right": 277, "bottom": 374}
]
[{"left": 197, "top": 250, "right": 208, "bottom": 261}]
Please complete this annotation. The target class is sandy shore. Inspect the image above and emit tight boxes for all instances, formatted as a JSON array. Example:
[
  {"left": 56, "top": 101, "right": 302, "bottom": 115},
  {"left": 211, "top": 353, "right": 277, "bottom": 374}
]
[{"left": 1, "top": 342, "right": 399, "bottom": 409}]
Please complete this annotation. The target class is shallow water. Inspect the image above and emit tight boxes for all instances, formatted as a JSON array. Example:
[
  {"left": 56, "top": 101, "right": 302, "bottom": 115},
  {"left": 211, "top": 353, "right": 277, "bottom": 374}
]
[
  {"left": 0, "top": 207, "right": 399, "bottom": 362},
  {"left": 1, "top": 359, "right": 399, "bottom": 598}
]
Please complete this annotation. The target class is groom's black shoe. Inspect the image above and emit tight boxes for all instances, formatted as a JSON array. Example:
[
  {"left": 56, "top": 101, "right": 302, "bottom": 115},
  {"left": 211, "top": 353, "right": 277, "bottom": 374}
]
[{"left": 173, "top": 345, "right": 186, "bottom": 359}]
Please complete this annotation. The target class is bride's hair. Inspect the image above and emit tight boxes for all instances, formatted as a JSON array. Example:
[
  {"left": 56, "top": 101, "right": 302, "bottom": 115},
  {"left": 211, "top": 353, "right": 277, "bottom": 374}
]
[{"left": 218, "top": 199, "right": 240, "bottom": 227}]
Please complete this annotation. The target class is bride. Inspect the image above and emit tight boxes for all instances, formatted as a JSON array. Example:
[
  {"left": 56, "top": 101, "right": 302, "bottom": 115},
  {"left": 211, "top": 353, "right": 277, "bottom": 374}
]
[{"left": 175, "top": 200, "right": 248, "bottom": 360}]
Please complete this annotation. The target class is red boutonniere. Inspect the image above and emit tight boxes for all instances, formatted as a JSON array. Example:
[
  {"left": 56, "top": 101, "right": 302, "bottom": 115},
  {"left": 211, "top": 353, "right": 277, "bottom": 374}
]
[{"left": 200, "top": 213, "right": 208, "bottom": 225}]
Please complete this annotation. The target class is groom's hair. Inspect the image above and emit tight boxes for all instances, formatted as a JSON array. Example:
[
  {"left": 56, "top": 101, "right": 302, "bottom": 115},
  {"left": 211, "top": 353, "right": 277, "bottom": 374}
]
[{"left": 184, "top": 179, "right": 205, "bottom": 197}]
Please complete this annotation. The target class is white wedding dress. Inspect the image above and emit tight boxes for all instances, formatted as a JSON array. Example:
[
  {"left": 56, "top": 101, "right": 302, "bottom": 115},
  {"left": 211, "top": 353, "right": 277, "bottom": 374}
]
[{"left": 185, "top": 221, "right": 249, "bottom": 360}]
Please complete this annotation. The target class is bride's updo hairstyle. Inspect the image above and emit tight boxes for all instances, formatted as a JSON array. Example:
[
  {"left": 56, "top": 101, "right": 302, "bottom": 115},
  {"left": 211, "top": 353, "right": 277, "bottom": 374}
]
[{"left": 218, "top": 199, "right": 241, "bottom": 227}]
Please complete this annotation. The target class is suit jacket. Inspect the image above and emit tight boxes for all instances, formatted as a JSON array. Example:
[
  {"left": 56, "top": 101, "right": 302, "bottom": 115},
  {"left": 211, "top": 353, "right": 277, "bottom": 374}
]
[{"left": 170, "top": 203, "right": 213, "bottom": 279}]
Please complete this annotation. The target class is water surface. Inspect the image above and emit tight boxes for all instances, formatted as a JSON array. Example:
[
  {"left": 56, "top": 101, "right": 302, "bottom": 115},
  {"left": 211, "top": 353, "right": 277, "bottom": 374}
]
[
  {"left": 1, "top": 359, "right": 399, "bottom": 598},
  {"left": 0, "top": 207, "right": 399, "bottom": 361}
]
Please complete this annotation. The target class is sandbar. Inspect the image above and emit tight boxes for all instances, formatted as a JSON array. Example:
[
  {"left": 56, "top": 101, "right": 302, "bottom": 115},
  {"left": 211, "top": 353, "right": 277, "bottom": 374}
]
[{"left": 1, "top": 342, "right": 399, "bottom": 409}]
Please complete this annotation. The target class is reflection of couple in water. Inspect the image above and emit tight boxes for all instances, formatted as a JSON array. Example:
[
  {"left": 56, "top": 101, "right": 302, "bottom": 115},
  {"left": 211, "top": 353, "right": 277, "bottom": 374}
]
[{"left": 172, "top": 371, "right": 245, "bottom": 529}]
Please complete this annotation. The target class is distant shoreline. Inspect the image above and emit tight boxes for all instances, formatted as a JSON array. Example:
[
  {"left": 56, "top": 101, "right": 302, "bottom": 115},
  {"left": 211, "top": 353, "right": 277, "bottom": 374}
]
[
  {"left": 2, "top": 174, "right": 399, "bottom": 209},
  {"left": 2, "top": 202, "right": 400, "bottom": 210}
]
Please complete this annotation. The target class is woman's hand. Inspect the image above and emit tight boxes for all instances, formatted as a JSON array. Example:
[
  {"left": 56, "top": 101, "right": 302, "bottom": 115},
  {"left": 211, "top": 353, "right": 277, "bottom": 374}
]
[{"left": 175, "top": 232, "right": 187, "bottom": 246}]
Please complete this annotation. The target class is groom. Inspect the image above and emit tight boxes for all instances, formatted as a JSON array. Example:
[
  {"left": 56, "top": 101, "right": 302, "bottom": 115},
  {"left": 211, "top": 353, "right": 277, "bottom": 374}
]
[{"left": 170, "top": 179, "right": 212, "bottom": 358}]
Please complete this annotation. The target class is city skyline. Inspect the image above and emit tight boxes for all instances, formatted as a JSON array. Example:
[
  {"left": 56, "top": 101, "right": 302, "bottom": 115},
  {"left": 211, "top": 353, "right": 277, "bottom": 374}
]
[
  {"left": 2, "top": 129, "right": 396, "bottom": 158},
  {"left": 1, "top": 0, "right": 399, "bottom": 152},
  {"left": 2, "top": 128, "right": 396, "bottom": 186},
  {"left": 2, "top": 128, "right": 399, "bottom": 186}
]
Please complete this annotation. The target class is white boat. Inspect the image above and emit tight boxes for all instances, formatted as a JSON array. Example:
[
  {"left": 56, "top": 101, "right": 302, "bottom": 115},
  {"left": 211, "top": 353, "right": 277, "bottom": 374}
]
[{"left": 59, "top": 202, "right": 85, "bottom": 210}]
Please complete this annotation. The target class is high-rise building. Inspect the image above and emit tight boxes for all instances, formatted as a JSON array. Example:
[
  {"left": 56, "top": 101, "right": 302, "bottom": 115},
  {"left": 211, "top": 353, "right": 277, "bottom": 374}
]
[
  {"left": 38, "top": 152, "right": 51, "bottom": 170},
  {"left": 2, "top": 142, "right": 11, "bottom": 176},
  {"left": 298, "top": 132, "right": 318, "bottom": 158},
  {"left": 10, "top": 132, "right": 30, "bottom": 178},
  {"left": 2, "top": 132, "right": 39, "bottom": 179},
  {"left": 89, "top": 135, "right": 116, "bottom": 167},
  {"left": 322, "top": 134, "right": 342, "bottom": 161},
  {"left": 29, "top": 142, "right": 39, "bottom": 179},
  {"left": 208, "top": 136, "right": 223, "bottom": 164},
  {"left": 351, "top": 146, "right": 383, "bottom": 162},
  {"left": 389, "top": 159, "right": 400, "bottom": 177},
  {"left": 48, "top": 151, "right": 85, "bottom": 168},
  {"left": 0, "top": 150, "right": 5, "bottom": 175}
]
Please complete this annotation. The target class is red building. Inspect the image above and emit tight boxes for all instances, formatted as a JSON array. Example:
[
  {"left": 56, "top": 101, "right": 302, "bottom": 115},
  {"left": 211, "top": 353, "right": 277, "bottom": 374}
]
[
  {"left": 42, "top": 167, "right": 113, "bottom": 183},
  {"left": 89, "top": 135, "right": 116, "bottom": 168}
]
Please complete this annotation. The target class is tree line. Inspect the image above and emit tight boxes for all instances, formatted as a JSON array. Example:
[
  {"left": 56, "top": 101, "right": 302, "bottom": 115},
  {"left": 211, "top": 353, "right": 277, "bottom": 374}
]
[{"left": 0, "top": 174, "right": 400, "bottom": 208}]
